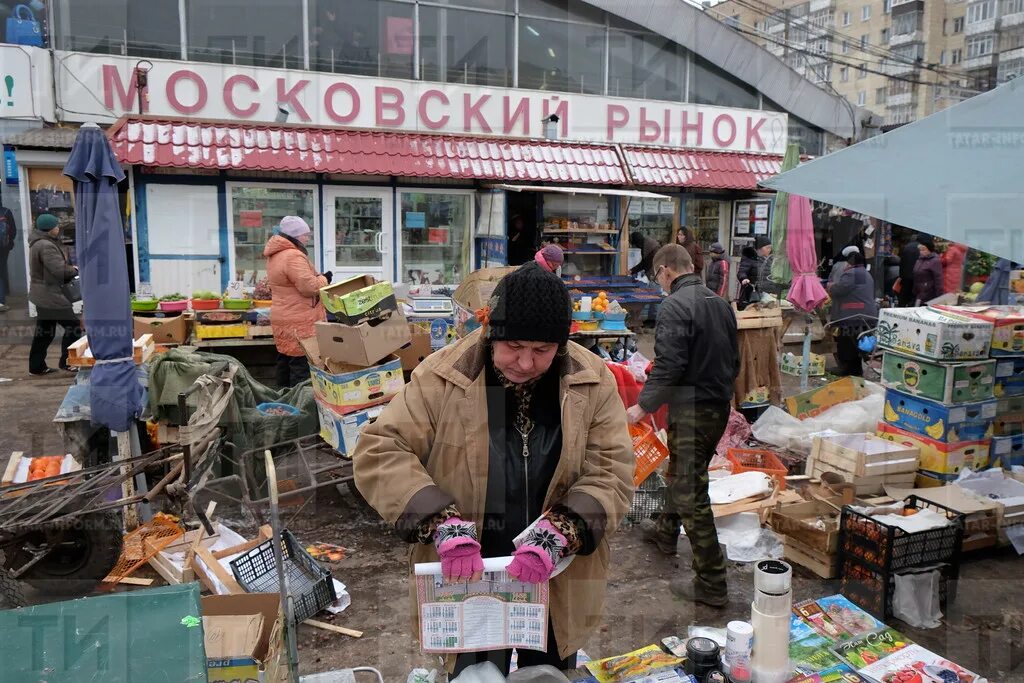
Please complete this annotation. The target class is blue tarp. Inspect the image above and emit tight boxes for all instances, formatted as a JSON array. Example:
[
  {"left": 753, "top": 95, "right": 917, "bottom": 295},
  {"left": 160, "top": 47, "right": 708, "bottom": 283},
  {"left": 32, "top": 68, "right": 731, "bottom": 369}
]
[
  {"left": 761, "top": 79, "right": 1024, "bottom": 264},
  {"left": 64, "top": 124, "right": 143, "bottom": 432}
]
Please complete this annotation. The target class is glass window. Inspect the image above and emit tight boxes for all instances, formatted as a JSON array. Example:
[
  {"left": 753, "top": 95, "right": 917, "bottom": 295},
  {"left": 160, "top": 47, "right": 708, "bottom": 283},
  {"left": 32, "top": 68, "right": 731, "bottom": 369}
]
[
  {"left": 1006, "top": 0, "right": 1024, "bottom": 14},
  {"left": 862, "top": 5, "right": 871, "bottom": 20},
  {"left": 520, "top": 0, "right": 604, "bottom": 24},
  {"left": 840, "top": 66, "right": 849, "bottom": 81},
  {"left": 54, "top": 0, "right": 181, "bottom": 59},
  {"left": 607, "top": 28, "right": 686, "bottom": 101},
  {"left": 788, "top": 117, "right": 824, "bottom": 156},
  {"left": 187, "top": 0, "right": 303, "bottom": 68},
  {"left": 231, "top": 186, "right": 316, "bottom": 285},
  {"left": 400, "top": 192, "right": 471, "bottom": 285},
  {"left": 842, "top": 11, "right": 851, "bottom": 25},
  {"left": 309, "top": 0, "right": 414, "bottom": 78},
  {"left": 966, "top": 35, "right": 994, "bottom": 57},
  {"left": 518, "top": 19, "right": 605, "bottom": 94},
  {"left": 967, "top": 1, "right": 995, "bottom": 23},
  {"left": 953, "top": 16, "right": 965, "bottom": 32},
  {"left": 419, "top": 7, "right": 513, "bottom": 86},
  {"left": 690, "top": 55, "right": 759, "bottom": 109},
  {"left": 876, "top": 86, "right": 888, "bottom": 103},
  {"left": 892, "top": 11, "right": 922, "bottom": 35}
]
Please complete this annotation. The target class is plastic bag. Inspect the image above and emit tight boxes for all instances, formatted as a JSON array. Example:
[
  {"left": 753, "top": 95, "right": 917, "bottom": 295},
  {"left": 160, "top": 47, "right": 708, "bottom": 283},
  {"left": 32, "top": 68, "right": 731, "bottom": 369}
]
[
  {"left": 508, "top": 666, "right": 571, "bottom": 682},
  {"left": 893, "top": 566, "right": 943, "bottom": 628},
  {"left": 751, "top": 391, "right": 884, "bottom": 455},
  {"left": 626, "top": 351, "right": 651, "bottom": 382},
  {"left": 451, "top": 663, "right": 505, "bottom": 683}
]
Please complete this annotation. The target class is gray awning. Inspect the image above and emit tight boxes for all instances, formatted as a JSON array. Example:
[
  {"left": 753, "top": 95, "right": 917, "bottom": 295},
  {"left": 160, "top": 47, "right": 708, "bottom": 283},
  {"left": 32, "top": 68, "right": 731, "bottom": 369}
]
[
  {"left": 761, "top": 79, "right": 1024, "bottom": 263},
  {"left": 3, "top": 126, "right": 82, "bottom": 150}
]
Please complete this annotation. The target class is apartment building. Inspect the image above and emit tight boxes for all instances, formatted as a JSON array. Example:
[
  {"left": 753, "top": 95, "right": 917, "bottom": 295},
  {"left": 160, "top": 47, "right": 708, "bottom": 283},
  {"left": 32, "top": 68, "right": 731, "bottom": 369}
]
[{"left": 712, "top": 0, "right": 987, "bottom": 126}]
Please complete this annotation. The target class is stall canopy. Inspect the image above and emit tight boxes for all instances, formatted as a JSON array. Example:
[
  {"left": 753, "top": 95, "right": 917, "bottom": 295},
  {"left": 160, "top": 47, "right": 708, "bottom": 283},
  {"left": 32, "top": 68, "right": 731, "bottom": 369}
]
[
  {"left": 489, "top": 185, "right": 671, "bottom": 199},
  {"left": 761, "top": 79, "right": 1024, "bottom": 263}
]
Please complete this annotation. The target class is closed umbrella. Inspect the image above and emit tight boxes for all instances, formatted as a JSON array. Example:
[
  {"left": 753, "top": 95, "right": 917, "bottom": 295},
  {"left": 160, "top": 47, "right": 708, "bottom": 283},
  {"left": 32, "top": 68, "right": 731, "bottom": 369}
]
[
  {"left": 63, "top": 123, "right": 143, "bottom": 432},
  {"left": 770, "top": 143, "right": 800, "bottom": 288},
  {"left": 786, "top": 194, "right": 828, "bottom": 313},
  {"left": 979, "top": 258, "right": 1012, "bottom": 305}
]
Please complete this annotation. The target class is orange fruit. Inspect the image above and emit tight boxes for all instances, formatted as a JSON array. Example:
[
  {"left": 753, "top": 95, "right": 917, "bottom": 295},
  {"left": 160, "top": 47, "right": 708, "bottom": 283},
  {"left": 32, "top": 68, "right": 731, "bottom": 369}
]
[{"left": 598, "top": 291, "right": 608, "bottom": 300}]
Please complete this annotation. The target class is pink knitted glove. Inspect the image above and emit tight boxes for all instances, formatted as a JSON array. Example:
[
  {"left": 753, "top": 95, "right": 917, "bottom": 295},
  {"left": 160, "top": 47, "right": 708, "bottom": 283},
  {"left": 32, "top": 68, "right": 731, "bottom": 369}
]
[
  {"left": 506, "top": 519, "right": 567, "bottom": 584},
  {"left": 434, "top": 517, "right": 484, "bottom": 582}
]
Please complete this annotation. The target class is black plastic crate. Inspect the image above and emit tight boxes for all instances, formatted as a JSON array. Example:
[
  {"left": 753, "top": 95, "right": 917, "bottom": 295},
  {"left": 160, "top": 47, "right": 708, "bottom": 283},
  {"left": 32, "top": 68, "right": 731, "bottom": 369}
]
[
  {"left": 230, "top": 529, "right": 336, "bottom": 624},
  {"left": 839, "top": 495, "right": 964, "bottom": 575},
  {"left": 840, "top": 556, "right": 956, "bottom": 620}
]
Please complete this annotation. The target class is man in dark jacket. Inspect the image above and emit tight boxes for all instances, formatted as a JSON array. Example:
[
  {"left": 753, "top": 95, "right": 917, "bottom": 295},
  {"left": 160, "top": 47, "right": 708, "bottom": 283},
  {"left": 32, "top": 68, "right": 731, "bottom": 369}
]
[
  {"left": 705, "top": 242, "right": 729, "bottom": 298},
  {"left": 0, "top": 189, "right": 16, "bottom": 312},
  {"left": 828, "top": 253, "right": 879, "bottom": 376},
  {"left": 630, "top": 231, "right": 661, "bottom": 280},
  {"left": 28, "top": 214, "right": 81, "bottom": 375},
  {"left": 912, "top": 235, "right": 944, "bottom": 304},
  {"left": 898, "top": 234, "right": 920, "bottom": 306},
  {"left": 627, "top": 244, "right": 739, "bottom": 607}
]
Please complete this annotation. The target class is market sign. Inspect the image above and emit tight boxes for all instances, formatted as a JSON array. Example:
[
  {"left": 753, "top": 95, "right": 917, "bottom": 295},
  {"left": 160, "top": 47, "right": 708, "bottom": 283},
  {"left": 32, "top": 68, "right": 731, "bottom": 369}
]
[
  {"left": 0, "top": 45, "right": 55, "bottom": 122},
  {"left": 55, "top": 51, "right": 788, "bottom": 155}
]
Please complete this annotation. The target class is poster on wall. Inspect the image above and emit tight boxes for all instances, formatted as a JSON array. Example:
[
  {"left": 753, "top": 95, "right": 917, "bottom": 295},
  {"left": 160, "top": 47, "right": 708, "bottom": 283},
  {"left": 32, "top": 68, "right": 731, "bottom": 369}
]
[{"left": 732, "top": 198, "right": 772, "bottom": 241}]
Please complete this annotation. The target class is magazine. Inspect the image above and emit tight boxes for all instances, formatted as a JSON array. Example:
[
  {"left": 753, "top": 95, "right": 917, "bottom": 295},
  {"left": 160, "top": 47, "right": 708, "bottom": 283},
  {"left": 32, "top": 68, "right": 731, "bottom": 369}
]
[
  {"left": 832, "top": 628, "right": 912, "bottom": 670},
  {"left": 790, "top": 633, "right": 845, "bottom": 675},
  {"left": 857, "top": 644, "right": 987, "bottom": 683},
  {"left": 793, "top": 599, "right": 853, "bottom": 641},
  {"left": 787, "top": 663, "right": 873, "bottom": 682},
  {"left": 585, "top": 645, "right": 685, "bottom": 683},
  {"left": 791, "top": 613, "right": 820, "bottom": 642},
  {"left": 815, "top": 595, "right": 885, "bottom": 636}
]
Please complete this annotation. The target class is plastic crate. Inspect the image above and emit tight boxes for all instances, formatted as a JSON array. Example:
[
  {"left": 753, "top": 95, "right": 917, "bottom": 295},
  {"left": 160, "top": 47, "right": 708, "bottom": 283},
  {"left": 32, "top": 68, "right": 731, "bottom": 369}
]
[
  {"left": 626, "top": 471, "right": 667, "bottom": 524},
  {"left": 840, "top": 556, "right": 957, "bottom": 620},
  {"left": 726, "top": 448, "right": 788, "bottom": 489},
  {"left": 230, "top": 529, "right": 336, "bottom": 624},
  {"left": 839, "top": 495, "right": 964, "bottom": 575},
  {"left": 630, "top": 422, "right": 669, "bottom": 486}
]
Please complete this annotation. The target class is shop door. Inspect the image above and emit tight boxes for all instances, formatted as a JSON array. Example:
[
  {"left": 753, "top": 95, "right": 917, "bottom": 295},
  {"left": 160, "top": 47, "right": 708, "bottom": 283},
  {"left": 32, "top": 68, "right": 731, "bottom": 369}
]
[
  {"left": 323, "top": 188, "right": 394, "bottom": 282},
  {"left": 143, "top": 184, "right": 225, "bottom": 296}
]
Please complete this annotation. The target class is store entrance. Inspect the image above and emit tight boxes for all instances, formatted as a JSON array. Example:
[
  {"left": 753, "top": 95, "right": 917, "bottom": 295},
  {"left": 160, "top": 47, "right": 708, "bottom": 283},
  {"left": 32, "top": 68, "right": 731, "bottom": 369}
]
[{"left": 506, "top": 191, "right": 539, "bottom": 266}]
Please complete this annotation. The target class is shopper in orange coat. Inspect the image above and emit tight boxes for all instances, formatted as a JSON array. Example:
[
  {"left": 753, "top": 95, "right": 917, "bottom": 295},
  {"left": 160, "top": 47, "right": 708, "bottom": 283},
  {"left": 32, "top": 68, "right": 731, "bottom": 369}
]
[
  {"left": 264, "top": 216, "right": 329, "bottom": 387},
  {"left": 941, "top": 241, "right": 968, "bottom": 295}
]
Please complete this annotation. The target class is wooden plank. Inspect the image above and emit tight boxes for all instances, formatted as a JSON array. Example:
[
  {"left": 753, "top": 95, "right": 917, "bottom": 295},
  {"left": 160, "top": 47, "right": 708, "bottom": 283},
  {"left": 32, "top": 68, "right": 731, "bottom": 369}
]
[
  {"left": 2, "top": 451, "right": 23, "bottom": 487},
  {"left": 113, "top": 576, "right": 154, "bottom": 586},
  {"left": 147, "top": 550, "right": 183, "bottom": 585},
  {"left": 813, "top": 445, "right": 917, "bottom": 478},
  {"left": 304, "top": 619, "right": 363, "bottom": 639},
  {"left": 712, "top": 490, "right": 777, "bottom": 519},
  {"left": 211, "top": 525, "right": 273, "bottom": 560},
  {"left": 784, "top": 536, "right": 838, "bottom": 579},
  {"left": 194, "top": 546, "right": 243, "bottom": 594}
]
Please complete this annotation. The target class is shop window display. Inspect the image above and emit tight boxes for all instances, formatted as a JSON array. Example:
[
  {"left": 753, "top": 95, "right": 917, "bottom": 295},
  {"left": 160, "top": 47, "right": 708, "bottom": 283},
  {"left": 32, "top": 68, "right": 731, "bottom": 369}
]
[
  {"left": 187, "top": 0, "right": 304, "bottom": 68},
  {"left": 626, "top": 198, "right": 677, "bottom": 250},
  {"left": 309, "top": 0, "right": 414, "bottom": 78},
  {"left": 54, "top": 0, "right": 179, "bottom": 59},
  {"left": 400, "top": 191, "right": 470, "bottom": 285},
  {"left": 231, "top": 186, "right": 315, "bottom": 285}
]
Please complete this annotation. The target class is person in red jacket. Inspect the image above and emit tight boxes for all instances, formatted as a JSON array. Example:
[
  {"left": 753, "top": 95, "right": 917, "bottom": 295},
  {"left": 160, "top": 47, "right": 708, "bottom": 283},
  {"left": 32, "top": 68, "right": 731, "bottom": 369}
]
[{"left": 940, "top": 241, "right": 967, "bottom": 294}]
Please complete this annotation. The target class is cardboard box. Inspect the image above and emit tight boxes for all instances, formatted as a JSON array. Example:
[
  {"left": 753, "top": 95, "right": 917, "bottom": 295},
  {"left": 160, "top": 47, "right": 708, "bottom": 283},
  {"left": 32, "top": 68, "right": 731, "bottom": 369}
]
[
  {"left": 915, "top": 470, "right": 959, "bottom": 487},
  {"left": 995, "top": 357, "right": 1024, "bottom": 397},
  {"left": 932, "top": 304, "right": 1024, "bottom": 357},
  {"left": 994, "top": 395, "right": 1024, "bottom": 436},
  {"left": 884, "top": 483, "right": 1001, "bottom": 551},
  {"left": 202, "top": 593, "right": 284, "bottom": 683},
  {"left": 881, "top": 351, "right": 995, "bottom": 404},
  {"left": 451, "top": 267, "right": 515, "bottom": 337},
  {"left": 314, "top": 312, "right": 411, "bottom": 367},
  {"left": 783, "top": 535, "right": 838, "bottom": 579},
  {"left": 810, "top": 433, "right": 919, "bottom": 478},
  {"left": 991, "top": 434, "right": 1024, "bottom": 469},
  {"left": 396, "top": 324, "right": 434, "bottom": 372},
  {"left": 301, "top": 337, "right": 404, "bottom": 414},
  {"left": 882, "top": 388, "right": 995, "bottom": 442},
  {"left": 133, "top": 314, "right": 188, "bottom": 345},
  {"left": 877, "top": 307, "right": 993, "bottom": 361},
  {"left": 784, "top": 376, "right": 869, "bottom": 420},
  {"left": 407, "top": 313, "right": 457, "bottom": 351},
  {"left": 315, "top": 399, "right": 385, "bottom": 456},
  {"left": 780, "top": 352, "right": 825, "bottom": 377},
  {"left": 876, "top": 421, "right": 990, "bottom": 474},
  {"left": 319, "top": 275, "right": 397, "bottom": 325},
  {"left": 771, "top": 499, "right": 842, "bottom": 554},
  {"left": 195, "top": 322, "right": 248, "bottom": 340}
]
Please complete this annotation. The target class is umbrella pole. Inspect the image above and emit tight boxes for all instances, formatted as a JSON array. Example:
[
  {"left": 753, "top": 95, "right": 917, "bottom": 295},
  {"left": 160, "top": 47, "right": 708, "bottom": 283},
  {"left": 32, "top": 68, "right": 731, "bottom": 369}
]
[
  {"left": 801, "top": 316, "right": 812, "bottom": 392},
  {"left": 265, "top": 450, "right": 301, "bottom": 683}
]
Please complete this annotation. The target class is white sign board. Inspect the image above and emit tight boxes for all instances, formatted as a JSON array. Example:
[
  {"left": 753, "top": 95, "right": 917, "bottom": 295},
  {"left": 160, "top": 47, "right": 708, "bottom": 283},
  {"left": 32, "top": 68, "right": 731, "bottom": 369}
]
[
  {"left": 0, "top": 45, "right": 55, "bottom": 121},
  {"left": 54, "top": 51, "right": 788, "bottom": 155}
]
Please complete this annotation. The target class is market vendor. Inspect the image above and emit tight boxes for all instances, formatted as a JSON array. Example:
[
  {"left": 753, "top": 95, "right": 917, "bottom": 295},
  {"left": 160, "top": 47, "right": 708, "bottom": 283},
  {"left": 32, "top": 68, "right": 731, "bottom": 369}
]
[
  {"left": 353, "top": 262, "right": 634, "bottom": 675},
  {"left": 264, "top": 216, "right": 330, "bottom": 387},
  {"left": 534, "top": 244, "right": 564, "bottom": 273}
]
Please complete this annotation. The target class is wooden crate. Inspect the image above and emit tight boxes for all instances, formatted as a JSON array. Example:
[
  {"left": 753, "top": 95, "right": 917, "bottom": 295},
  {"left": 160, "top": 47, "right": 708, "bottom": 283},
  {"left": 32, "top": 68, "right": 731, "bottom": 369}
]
[
  {"left": 810, "top": 434, "right": 919, "bottom": 478},
  {"left": 67, "top": 334, "right": 155, "bottom": 368},
  {"left": 2, "top": 452, "right": 82, "bottom": 498},
  {"left": 783, "top": 535, "right": 838, "bottom": 579},
  {"left": 770, "top": 499, "right": 842, "bottom": 554},
  {"left": 734, "top": 304, "right": 784, "bottom": 330},
  {"left": 806, "top": 457, "right": 916, "bottom": 495}
]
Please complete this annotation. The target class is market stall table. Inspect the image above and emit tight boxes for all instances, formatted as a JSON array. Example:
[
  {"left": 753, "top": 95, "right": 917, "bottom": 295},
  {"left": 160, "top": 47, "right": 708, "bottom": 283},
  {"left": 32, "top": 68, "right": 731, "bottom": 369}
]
[{"left": 184, "top": 335, "right": 278, "bottom": 383}]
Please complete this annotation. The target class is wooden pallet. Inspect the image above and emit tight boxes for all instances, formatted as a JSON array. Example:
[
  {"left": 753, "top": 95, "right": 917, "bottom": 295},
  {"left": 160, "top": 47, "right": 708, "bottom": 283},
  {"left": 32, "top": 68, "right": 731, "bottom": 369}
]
[
  {"left": 734, "top": 304, "right": 784, "bottom": 330},
  {"left": 67, "top": 334, "right": 155, "bottom": 368}
]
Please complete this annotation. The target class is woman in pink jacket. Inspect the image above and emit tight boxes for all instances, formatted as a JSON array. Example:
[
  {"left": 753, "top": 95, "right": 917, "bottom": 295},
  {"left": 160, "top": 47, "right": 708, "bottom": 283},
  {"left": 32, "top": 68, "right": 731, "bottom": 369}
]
[{"left": 264, "top": 216, "right": 329, "bottom": 387}]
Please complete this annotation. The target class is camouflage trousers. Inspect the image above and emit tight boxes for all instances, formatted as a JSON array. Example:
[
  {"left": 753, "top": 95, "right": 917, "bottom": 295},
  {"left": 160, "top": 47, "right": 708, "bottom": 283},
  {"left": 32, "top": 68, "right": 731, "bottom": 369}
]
[{"left": 656, "top": 401, "right": 731, "bottom": 595}]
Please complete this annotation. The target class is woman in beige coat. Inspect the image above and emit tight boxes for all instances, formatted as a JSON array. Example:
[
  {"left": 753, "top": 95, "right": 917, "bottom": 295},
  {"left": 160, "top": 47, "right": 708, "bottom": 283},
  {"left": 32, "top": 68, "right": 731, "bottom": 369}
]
[{"left": 353, "top": 263, "right": 634, "bottom": 675}]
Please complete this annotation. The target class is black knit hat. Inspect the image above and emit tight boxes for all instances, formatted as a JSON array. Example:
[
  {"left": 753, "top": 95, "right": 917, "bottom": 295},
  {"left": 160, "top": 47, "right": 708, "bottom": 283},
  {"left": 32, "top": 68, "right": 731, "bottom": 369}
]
[{"left": 486, "top": 262, "right": 571, "bottom": 346}]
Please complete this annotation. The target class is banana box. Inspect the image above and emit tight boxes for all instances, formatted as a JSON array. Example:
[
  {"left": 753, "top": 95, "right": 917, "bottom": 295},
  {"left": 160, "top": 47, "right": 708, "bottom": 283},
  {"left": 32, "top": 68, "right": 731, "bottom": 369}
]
[
  {"left": 991, "top": 434, "right": 1024, "bottom": 469},
  {"left": 876, "top": 421, "right": 990, "bottom": 474},
  {"left": 932, "top": 305, "right": 1024, "bottom": 357},
  {"left": 995, "top": 358, "right": 1024, "bottom": 398},
  {"left": 881, "top": 351, "right": 995, "bottom": 404},
  {"left": 300, "top": 337, "right": 404, "bottom": 414},
  {"left": 877, "top": 307, "right": 993, "bottom": 361},
  {"left": 315, "top": 398, "right": 384, "bottom": 456},
  {"left": 883, "top": 389, "right": 996, "bottom": 443},
  {"left": 994, "top": 396, "right": 1024, "bottom": 436}
]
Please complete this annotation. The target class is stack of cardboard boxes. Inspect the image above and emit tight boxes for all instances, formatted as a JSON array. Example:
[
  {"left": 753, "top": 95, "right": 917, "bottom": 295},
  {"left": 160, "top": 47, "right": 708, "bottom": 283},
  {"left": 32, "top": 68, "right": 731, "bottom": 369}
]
[
  {"left": 874, "top": 307, "right": 998, "bottom": 487},
  {"left": 301, "top": 275, "right": 413, "bottom": 457}
]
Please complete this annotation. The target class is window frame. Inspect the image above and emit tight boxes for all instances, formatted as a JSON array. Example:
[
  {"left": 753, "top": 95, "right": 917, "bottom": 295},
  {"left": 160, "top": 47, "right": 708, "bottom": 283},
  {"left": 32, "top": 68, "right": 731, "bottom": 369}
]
[
  {"left": 967, "top": 0, "right": 995, "bottom": 24},
  {"left": 397, "top": 187, "right": 476, "bottom": 286},
  {"left": 225, "top": 181, "right": 321, "bottom": 281},
  {"left": 862, "top": 5, "right": 871, "bottom": 21},
  {"left": 842, "top": 10, "right": 851, "bottom": 26},
  {"left": 966, "top": 34, "right": 994, "bottom": 58}
]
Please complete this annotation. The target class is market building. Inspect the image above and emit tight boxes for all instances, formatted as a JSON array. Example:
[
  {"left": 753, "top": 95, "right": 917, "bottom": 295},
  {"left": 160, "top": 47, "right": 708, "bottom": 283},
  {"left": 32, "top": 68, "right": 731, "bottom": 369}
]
[{"left": 1, "top": 0, "right": 875, "bottom": 298}]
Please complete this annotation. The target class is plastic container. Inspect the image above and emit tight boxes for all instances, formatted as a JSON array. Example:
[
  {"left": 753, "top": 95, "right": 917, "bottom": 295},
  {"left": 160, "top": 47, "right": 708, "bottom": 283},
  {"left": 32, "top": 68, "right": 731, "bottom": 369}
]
[
  {"left": 577, "top": 319, "right": 600, "bottom": 331},
  {"left": 630, "top": 422, "right": 669, "bottom": 486},
  {"left": 684, "top": 637, "right": 721, "bottom": 682},
  {"left": 840, "top": 556, "right": 956, "bottom": 620},
  {"left": 726, "top": 448, "right": 788, "bottom": 490},
  {"left": 131, "top": 299, "right": 159, "bottom": 312},
  {"left": 222, "top": 298, "right": 253, "bottom": 310},
  {"left": 601, "top": 318, "right": 628, "bottom": 331},
  {"left": 253, "top": 299, "right": 273, "bottom": 308},
  {"left": 572, "top": 310, "right": 592, "bottom": 321},
  {"left": 190, "top": 298, "right": 220, "bottom": 311},
  {"left": 256, "top": 402, "right": 301, "bottom": 417},
  {"left": 230, "top": 529, "right": 336, "bottom": 624},
  {"left": 159, "top": 299, "right": 188, "bottom": 312}
]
